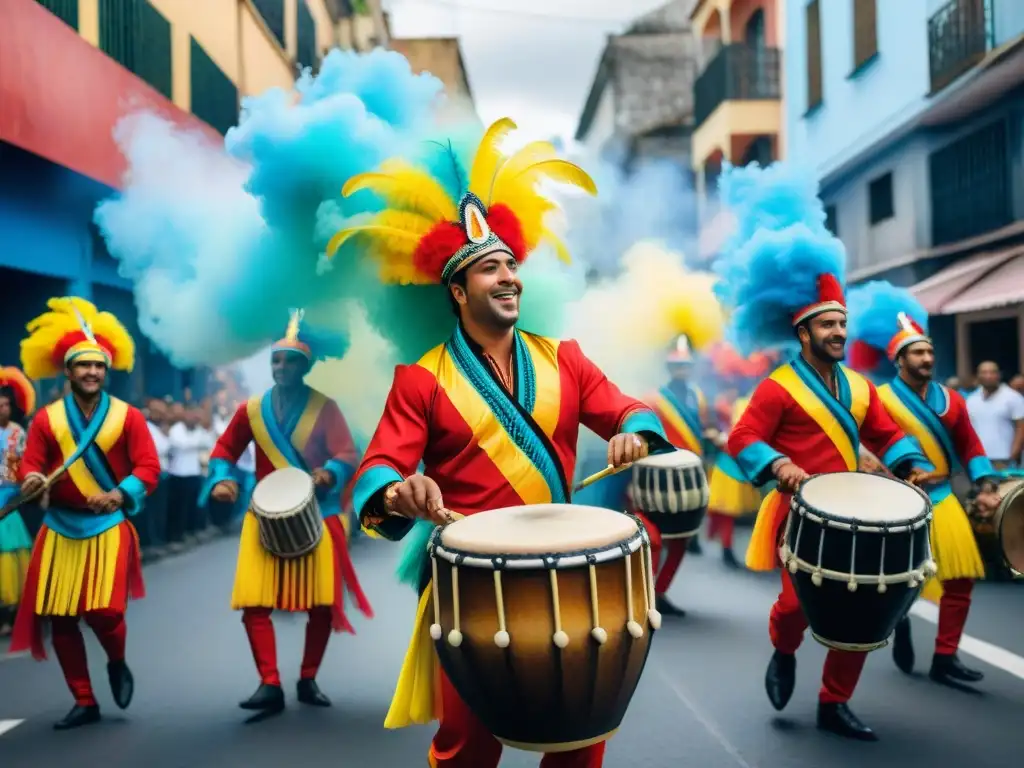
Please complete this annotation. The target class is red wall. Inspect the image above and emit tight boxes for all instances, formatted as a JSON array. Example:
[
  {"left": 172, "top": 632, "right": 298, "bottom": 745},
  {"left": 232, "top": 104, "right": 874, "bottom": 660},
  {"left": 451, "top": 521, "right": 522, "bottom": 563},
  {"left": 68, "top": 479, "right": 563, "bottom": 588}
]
[{"left": 0, "top": 0, "right": 221, "bottom": 190}]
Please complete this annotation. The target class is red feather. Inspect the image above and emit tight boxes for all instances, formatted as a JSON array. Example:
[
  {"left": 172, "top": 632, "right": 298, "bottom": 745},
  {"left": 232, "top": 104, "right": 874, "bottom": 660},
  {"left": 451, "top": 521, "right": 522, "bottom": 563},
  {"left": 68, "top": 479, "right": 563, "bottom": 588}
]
[
  {"left": 53, "top": 332, "right": 116, "bottom": 367},
  {"left": 412, "top": 221, "right": 467, "bottom": 281},
  {"left": 486, "top": 204, "right": 527, "bottom": 262},
  {"left": 847, "top": 340, "right": 882, "bottom": 373}
]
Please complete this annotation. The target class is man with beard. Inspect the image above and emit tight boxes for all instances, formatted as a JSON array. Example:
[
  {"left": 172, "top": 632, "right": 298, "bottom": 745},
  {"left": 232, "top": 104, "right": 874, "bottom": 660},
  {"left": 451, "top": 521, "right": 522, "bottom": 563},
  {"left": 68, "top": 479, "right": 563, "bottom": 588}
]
[
  {"left": 728, "top": 273, "right": 932, "bottom": 741},
  {"left": 334, "top": 118, "right": 673, "bottom": 767},
  {"left": 11, "top": 297, "right": 160, "bottom": 730},
  {"left": 846, "top": 281, "right": 1001, "bottom": 688},
  {"left": 202, "top": 310, "right": 372, "bottom": 717}
]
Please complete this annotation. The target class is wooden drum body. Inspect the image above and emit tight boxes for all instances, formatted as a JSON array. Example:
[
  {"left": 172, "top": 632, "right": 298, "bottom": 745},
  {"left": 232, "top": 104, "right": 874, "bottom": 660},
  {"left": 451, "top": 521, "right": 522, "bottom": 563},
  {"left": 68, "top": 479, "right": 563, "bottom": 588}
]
[
  {"left": 250, "top": 467, "right": 324, "bottom": 559},
  {"left": 428, "top": 504, "right": 660, "bottom": 753},
  {"left": 780, "top": 472, "right": 935, "bottom": 652},
  {"left": 992, "top": 478, "right": 1024, "bottom": 574},
  {"left": 629, "top": 450, "right": 709, "bottom": 539}
]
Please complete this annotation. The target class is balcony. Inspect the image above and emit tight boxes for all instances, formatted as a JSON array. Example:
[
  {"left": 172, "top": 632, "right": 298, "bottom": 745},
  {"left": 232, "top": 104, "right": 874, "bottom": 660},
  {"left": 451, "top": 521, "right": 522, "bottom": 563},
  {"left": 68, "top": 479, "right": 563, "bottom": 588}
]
[
  {"left": 694, "top": 43, "right": 781, "bottom": 128},
  {"left": 928, "top": 0, "right": 994, "bottom": 94}
]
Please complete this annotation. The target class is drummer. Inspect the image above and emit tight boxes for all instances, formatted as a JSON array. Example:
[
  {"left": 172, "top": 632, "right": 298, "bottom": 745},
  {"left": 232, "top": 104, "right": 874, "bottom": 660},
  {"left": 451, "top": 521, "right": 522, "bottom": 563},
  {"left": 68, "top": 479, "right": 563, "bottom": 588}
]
[
  {"left": 202, "top": 311, "right": 372, "bottom": 716},
  {"left": 716, "top": 163, "right": 933, "bottom": 741},
  {"left": 846, "top": 281, "right": 1001, "bottom": 687},
  {"left": 338, "top": 118, "right": 673, "bottom": 767}
]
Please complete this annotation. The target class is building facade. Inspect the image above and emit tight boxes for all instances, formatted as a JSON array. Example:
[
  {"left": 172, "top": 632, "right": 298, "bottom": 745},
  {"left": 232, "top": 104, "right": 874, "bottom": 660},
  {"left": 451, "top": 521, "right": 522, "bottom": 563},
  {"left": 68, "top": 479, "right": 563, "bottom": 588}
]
[
  {"left": 1, "top": 0, "right": 341, "bottom": 403},
  {"left": 785, "top": 0, "right": 1024, "bottom": 380},
  {"left": 690, "top": 0, "right": 784, "bottom": 259},
  {"left": 387, "top": 35, "right": 477, "bottom": 122}
]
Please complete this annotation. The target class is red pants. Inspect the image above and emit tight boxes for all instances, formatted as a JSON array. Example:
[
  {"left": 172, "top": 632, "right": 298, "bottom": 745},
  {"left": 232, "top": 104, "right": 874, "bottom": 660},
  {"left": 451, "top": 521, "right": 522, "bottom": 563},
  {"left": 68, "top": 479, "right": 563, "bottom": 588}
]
[
  {"left": 429, "top": 670, "right": 605, "bottom": 767},
  {"left": 50, "top": 609, "right": 127, "bottom": 706},
  {"left": 242, "top": 606, "right": 333, "bottom": 686},
  {"left": 637, "top": 513, "right": 686, "bottom": 595},
  {"left": 936, "top": 578, "right": 973, "bottom": 655},
  {"left": 769, "top": 571, "right": 866, "bottom": 704},
  {"left": 706, "top": 512, "right": 735, "bottom": 549}
]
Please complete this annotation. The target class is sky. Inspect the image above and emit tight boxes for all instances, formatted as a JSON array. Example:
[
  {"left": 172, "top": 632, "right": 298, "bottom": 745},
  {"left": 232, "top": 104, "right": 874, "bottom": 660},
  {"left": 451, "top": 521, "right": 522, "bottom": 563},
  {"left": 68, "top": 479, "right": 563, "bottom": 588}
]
[{"left": 383, "top": 0, "right": 668, "bottom": 142}]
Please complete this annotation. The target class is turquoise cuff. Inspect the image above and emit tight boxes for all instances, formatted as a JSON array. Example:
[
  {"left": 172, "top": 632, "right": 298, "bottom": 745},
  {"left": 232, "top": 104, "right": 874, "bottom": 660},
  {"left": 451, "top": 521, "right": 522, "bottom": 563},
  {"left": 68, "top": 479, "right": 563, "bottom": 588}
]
[
  {"left": 199, "top": 458, "right": 236, "bottom": 508},
  {"left": 117, "top": 475, "right": 148, "bottom": 517},
  {"left": 736, "top": 442, "right": 786, "bottom": 486},
  {"left": 967, "top": 455, "right": 998, "bottom": 484},
  {"left": 882, "top": 437, "right": 928, "bottom": 471},
  {"left": 323, "top": 458, "right": 355, "bottom": 495},
  {"left": 622, "top": 409, "right": 666, "bottom": 440}
]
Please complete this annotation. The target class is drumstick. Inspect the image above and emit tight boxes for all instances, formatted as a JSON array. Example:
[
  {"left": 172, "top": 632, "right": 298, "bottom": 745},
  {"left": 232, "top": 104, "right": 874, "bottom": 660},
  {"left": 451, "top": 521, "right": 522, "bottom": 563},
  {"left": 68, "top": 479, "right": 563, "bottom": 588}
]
[
  {"left": 573, "top": 463, "right": 633, "bottom": 493},
  {"left": 0, "top": 465, "right": 67, "bottom": 522}
]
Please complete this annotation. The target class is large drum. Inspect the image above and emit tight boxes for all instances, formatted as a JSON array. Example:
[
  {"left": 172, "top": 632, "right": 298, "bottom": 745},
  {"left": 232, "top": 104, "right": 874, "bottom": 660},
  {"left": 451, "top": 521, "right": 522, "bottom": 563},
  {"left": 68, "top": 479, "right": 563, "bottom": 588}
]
[
  {"left": 629, "top": 450, "right": 709, "bottom": 538},
  {"left": 986, "top": 478, "right": 1024, "bottom": 574},
  {"left": 250, "top": 467, "right": 323, "bottom": 559},
  {"left": 428, "top": 504, "right": 658, "bottom": 753},
  {"left": 780, "top": 472, "right": 935, "bottom": 652}
]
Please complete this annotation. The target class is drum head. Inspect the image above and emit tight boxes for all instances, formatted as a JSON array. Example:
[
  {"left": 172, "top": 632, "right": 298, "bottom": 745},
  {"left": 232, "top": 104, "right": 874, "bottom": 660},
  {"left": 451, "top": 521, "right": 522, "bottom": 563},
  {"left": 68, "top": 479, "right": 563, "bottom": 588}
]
[
  {"left": 998, "top": 480, "right": 1024, "bottom": 572},
  {"left": 440, "top": 504, "right": 637, "bottom": 555},
  {"left": 251, "top": 467, "right": 314, "bottom": 516},
  {"left": 634, "top": 449, "right": 702, "bottom": 470},
  {"left": 799, "top": 472, "right": 927, "bottom": 525}
]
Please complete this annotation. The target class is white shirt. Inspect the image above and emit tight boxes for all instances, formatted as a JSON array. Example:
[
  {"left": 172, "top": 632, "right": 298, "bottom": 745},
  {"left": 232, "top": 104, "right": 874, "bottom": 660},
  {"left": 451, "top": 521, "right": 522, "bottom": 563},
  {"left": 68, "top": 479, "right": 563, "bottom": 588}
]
[
  {"left": 212, "top": 410, "right": 255, "bottom": 472},
  {"left": 167, "top": 422, "right": 214, "bottom": 477},
  {"left": 147, "top": 422, "right": 171, "bottom": 472},
  {"left": 966, "top": 384, "right": 1024, "bottom": 460}
]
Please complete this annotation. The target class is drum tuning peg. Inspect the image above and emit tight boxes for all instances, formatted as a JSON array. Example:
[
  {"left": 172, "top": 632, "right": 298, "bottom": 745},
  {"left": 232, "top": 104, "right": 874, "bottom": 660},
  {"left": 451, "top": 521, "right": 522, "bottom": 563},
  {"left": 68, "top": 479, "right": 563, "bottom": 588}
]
[
  {"left": 847, "top": 580, "right": 858, "bottom": 593},
  {"left": 430, "top": 624, "right": 442, "bottom": 641},
  {"left": 877, "top": 582, "right": 888, "bottom": 594},
  {"left": 787, "top": 559, "right": 799, "bottom": 575},
  {"left": 494, "top": 630, "right": 510, "bottom": 649},
  {"left": 647, "top": 609, "right": 662, "bottom": 630},
  {"left": 591, "top": 627, "right": 608, "bottom": 645},
  {"left": 447, "top": 629, "right": 464, "bottom": 647},
  {"left": 811, "top": 571, "right": 823, "bottom": 587},
  {"left": 626, "top": 620, "right": 644, "bottom": 639},
  {"left": 923, "top": 559, "right": 938, "bottom": 576},
  {"left": 553, "top": 630, "right": 570, "bottom": 649},
  {"left": 908, "top": 577, "right": 919, "bottom": 589}
]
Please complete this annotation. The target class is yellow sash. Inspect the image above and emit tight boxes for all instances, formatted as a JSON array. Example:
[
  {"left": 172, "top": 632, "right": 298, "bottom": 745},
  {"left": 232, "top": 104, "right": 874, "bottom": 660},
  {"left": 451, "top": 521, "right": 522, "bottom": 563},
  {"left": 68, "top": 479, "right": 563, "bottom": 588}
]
[
  {"left": 653, "top": 394, "right": 702, "bottom": 456},
  {"left": 46, "top": 397, "right": 129, "bottom": 498},
  {"left": 247, "top": 390, "right": 328, "bottom": 470},
  {"left": 877, "top": 384, "right": 950, "bottom": 476}
]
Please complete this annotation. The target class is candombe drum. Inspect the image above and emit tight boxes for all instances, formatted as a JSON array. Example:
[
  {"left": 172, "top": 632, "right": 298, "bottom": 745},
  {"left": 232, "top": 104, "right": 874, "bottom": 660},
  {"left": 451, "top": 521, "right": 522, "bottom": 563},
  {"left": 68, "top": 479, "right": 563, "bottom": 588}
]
[
  {"left": 427, "top": 504, "right": 659, "bottom": 752},
  {"left": 780, "top": 472, "right": 935, "bottom": 652},
  {"left": 984, "top": 475, "right": 1024, "bottom": 575},
  {"left": 629, "top": 449, "right": 709, "bottom": 538},
  {"left": 249, "top": 467, "right": 324, "bottom": 558}
]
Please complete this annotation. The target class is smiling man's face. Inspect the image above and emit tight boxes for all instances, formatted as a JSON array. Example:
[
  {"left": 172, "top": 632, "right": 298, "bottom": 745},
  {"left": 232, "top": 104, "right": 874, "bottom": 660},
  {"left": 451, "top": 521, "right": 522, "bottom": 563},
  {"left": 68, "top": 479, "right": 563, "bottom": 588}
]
[{"left": 452, "top": 252, "right": 523, "bottom": 330}]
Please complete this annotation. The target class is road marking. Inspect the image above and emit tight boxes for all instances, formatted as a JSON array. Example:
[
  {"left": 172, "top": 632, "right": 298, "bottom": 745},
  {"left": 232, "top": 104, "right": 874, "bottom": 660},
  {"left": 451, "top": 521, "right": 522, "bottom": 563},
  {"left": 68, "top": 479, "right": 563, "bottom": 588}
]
[
  {"left": 910, "top": 601, "right": 1024, "bottom": 681},
  {"left": 658, "top": 668, "right": 757, "bottom": 768},
  {"left": 0, "top": 720, "right": 24, "bottom": 737},
  {"left": 0, "top": 650, "right": 29, "bottom": 663}
]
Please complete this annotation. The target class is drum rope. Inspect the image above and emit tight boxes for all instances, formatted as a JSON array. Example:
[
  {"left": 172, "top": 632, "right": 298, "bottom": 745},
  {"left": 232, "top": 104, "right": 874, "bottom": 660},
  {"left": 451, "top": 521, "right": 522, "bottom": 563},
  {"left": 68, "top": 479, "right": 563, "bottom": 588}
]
[
  {"left": 449, "top": 565, "right": 464, "bottom": 647},
  {"left": 812, "top": 520, "right": 826, "bottom": 587},
  {"left": 430, "top": 555, "right": 443, "bottom": 641},
  {"left": 548, "top": 569, "right": 570, "bottom": 648},
  {"left": 624, "top": 553, "right": 643, "bottom": 639},
  {"left": 587, "top": 563, "right": 606, "bottom": 645},
  {"left": 493, "top": 571, "right": 510, "bottom": 648},
  {"left": 877, "top": 534, "right": 888, "bottom": 594},
  {"left": 780, "top": 548, "right": 930, "bottom": 585},
  {"left": 907, "top": 532, "right": 918, "bottom": 588},
  {"left": 847, "top": 528, "right": 858, "bottom": 592},
  {"left": 643, "top": 537, "right": 662, "bottom": 629}
]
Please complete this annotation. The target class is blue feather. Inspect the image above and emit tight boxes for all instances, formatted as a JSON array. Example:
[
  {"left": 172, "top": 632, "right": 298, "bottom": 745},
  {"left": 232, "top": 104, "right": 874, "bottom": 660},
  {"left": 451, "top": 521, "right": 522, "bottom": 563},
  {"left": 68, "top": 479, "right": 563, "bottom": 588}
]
[
  {"left": 713, "top": 163, "right": 846, "bottom": 354},
  {"left": 846, "top": 280, "right": 929, "bottom": 352},
  {"left": 296, "top": 325, "right": 350, "bottom": 362}
]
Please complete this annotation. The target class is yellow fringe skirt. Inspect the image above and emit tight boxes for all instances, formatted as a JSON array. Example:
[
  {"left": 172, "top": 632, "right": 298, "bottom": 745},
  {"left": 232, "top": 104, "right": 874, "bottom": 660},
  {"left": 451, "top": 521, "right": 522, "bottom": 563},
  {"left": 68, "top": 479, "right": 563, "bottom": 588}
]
[
  {"left": 919, "top": 494, "right": 985, "bottom": 603},
  {"left": 231, "top": 511, "right": 338, "bottom": 611},
  {"left": 0, "top": 550, "right": 30, "bottom": 607},
  {"left": 708, "top": 465, "right": 762, "bottom": 517}
]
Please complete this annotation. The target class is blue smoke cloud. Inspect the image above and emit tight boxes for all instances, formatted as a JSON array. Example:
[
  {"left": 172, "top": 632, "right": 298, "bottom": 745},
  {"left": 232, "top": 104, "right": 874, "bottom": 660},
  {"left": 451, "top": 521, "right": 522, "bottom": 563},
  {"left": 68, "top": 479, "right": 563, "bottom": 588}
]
[
  {"left": 847, "top": 280, "right": 929, "bottom": 352},
  {"left": 712, "top": 162, "right": 846, "bottom": 353}
]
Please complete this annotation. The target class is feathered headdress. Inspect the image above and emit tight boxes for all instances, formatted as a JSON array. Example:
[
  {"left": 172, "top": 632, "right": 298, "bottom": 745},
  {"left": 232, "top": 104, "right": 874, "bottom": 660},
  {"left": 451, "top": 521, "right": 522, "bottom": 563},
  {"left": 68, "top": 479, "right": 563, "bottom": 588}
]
[
  {"left": 708, "top": 342, "right": 777, "bottom": 379},
  {"left": 271, "top": 308, "right": 350, "bottom": 364},
  {"left": 20, "top": 297, "right": 135, "bottom": 380},
  {"left": 661, "top": 265, "right": 724, "bottom": 366},
  {"left": 713, "top": 163, "right": 847, "bottom": 352},
  {"left": 325, "top": 117, "right": 597, "bottom": 285},
  {"left": 846, "top": 280, "right": 931, "bottom": 373},
  {"left": 0, "top": 366, "right": 36, "bottom": 415}
]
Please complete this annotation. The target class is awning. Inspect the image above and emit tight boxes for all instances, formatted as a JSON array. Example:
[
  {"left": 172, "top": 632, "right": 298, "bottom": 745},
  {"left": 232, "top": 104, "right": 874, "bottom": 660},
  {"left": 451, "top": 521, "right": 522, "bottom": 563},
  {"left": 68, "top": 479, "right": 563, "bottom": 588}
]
[{"left": 910, "top": 246, "right": 1024, "bottom": 314}]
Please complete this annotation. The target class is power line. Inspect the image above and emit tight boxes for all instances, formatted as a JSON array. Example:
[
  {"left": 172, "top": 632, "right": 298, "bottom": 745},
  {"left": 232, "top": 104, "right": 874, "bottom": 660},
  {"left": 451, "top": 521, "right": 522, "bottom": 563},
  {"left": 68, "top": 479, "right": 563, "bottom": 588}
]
[{"left": 391, "top": 0, "right": 634, "bottom": 23}]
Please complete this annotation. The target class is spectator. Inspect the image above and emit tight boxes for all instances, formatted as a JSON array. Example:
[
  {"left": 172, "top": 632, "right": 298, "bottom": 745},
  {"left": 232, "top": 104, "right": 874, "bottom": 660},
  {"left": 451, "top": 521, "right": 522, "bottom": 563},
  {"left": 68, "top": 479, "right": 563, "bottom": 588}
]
[
  {"left": 166, "top": 403, "right": 209, "bottom": 551},
  {"left": 142, "top": 398, "right": 172, "bottom": 560},
  {"left": 1010, "top": 373, "right": 1024, "bottom": 397},
  {"left": 966, "top": 361, "right": 1024, "bottom": 468}
]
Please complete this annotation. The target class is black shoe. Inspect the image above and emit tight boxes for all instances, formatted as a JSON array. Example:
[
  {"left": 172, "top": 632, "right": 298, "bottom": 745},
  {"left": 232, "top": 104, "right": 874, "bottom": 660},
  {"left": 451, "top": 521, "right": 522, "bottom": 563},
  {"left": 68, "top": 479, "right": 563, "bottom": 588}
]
[
  {"left": 930, "top": 653, "right": 984, "bottom": 685},
  {"left": 765, "top": 651, "right": 796, "bottom": 711},
  {"left": 54, "top": 704, "right": 101, "bottom": 731},
  {"left": 239, "top": 683, "right": 285, "bottom": 712},
  {"left": 107, "top": 660, "right": 134, "bottom": 710},
  {"left": 687, "top": 536, "right": 703, "bottom": 555},
  {"left": 297, "top": 678, "right": 332, "bottom": 707},
  {"left": 655, "top": 594, "right": 686, "bottom": 617},
  {"left": 817, "top": 702, "right": 878, "bottom": 741},
  {"left": 722, "top": 547, "right": 741, "bottom": 569},
  {"left": 892, "top": 617, "right": 914, "bottom": 675}
]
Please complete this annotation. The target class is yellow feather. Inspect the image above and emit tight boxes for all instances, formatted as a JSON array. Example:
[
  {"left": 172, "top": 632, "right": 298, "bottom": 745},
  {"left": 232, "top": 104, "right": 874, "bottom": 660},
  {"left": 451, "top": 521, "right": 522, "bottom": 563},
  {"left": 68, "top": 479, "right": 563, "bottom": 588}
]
[
  {"left": 468, "top": 117, "right": 517, "bottom": 202},
  {"left": 542, "top": 230, "right": 572, "bottom": 264},
  {"left": 489, "top": 141, "right": 557, "bottom": 202},
  {"left": 508, "top": 159, "right": 597, "bottom": 195},
  {"left": 342, "top": 159, "right": 457, "bottom": 222},
  {"left": 20, "top": 297, "right": 135, "bottom": 379},
  {"left": 325, "top": 223, "right": 422, "bottom": 259}
]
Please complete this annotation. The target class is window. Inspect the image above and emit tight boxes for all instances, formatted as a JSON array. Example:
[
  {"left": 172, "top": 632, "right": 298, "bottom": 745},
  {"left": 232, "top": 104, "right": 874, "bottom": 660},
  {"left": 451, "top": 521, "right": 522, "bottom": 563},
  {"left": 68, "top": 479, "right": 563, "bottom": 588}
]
[
  {"left": 190, "top": 38, "right": 239, "bottom": 136},
  {"left": 35, "top": 0, "right": 78, "bottom": 30},
  {"left": 868, "top": 172, "right": 894, "bottom": 225},
  {"left": 252, "top": 0, "right": 286, "bottom": 50},
  {"left": 852, "top": 0, "right": 878, "bottom": 72},
  {"left": 805, "top": 0, "right": 823, "bottom": 111},
  {"left": 824, "top": 204, "right": 839, "bottom": 236},
  {"left": 297, "top": 0, "right": 318, "bottom": 71},
  {"left": 98, "top": 0, "right": 173, "bottom": 100}
]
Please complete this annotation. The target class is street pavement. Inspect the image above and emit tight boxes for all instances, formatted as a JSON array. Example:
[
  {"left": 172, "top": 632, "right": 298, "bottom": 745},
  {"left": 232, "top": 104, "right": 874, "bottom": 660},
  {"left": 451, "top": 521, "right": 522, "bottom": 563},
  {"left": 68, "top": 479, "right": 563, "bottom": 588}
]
[{"left": 1, "top": 529, "right": 1023, "bottom": 767}]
